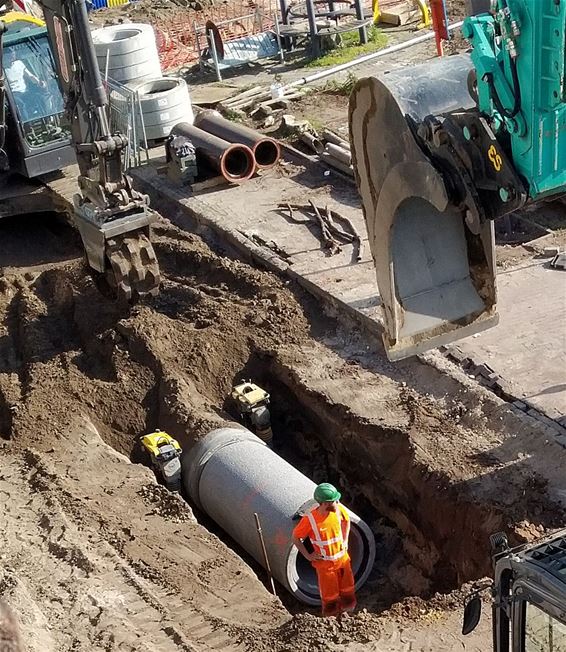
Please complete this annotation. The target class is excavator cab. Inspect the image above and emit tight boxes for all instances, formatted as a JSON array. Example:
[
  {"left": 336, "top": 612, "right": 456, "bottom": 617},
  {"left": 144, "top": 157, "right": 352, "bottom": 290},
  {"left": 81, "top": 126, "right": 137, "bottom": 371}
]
[
  {"left": 463, "top": 530, "right": 566, "bottom": 651},
  {"left": 1, "top": 12, "right": 75, "bottom": 176},
  {"left": 0, "top": 7, "right": 161, "bottom": 301}
]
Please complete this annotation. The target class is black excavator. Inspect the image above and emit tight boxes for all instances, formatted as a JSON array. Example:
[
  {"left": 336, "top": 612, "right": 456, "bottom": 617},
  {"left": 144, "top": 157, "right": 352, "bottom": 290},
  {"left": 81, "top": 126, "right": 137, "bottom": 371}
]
[
  {"left": 463, "top": 530, "right": 566, "bottom": 651},
  {"left": 0, "top": 4, "right": 160, "bottom": 300}
]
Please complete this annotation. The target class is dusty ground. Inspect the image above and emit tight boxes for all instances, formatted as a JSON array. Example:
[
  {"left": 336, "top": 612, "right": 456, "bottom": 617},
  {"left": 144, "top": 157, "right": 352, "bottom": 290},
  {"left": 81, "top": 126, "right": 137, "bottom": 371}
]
[
  {"left": 0, "top": 1, "right": 558, "bottom": 649},
  {"left": 88, "top": 0, "right": 210, "bottom": 27},
  {"left": 0, "top": 207, "right": 564, "bottom": 650}
]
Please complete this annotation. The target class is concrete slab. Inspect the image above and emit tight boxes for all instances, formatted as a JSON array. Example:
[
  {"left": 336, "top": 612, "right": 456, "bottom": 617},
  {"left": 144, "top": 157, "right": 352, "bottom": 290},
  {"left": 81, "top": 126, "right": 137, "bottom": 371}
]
[
  {"left": 130, "top": 153, "right": 566, "bottom": 430},
  {"left": 189, "top": 83, "right": 242, "bottom": 106},
  {"left": 459, "top": 262, "right": 566, "bottom": 420}
]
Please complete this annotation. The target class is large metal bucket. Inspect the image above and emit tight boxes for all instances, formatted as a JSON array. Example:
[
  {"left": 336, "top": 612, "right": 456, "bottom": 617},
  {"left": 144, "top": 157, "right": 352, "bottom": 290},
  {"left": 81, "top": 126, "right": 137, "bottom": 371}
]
[{"left": 349, "top": 54, "right": 498, "bottom": 360}]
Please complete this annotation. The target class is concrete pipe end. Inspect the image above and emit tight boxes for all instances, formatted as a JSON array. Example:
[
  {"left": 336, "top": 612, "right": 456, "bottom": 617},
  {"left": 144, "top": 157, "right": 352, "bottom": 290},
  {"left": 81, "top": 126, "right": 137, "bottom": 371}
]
[
  {"left": 220, "top": 144, "right": 256, "bottom": 183},
  {"left": 92, "top": 24, "right": 151, "bottom": 45},
  {"left": 130, "top": 77, "right": 184, "bottom": 96},
  {"left": 285, "top": 507, "right": 376, "bottom": 606},
  {"left": 252, "top": 139, "right": 281, "bottom": 170}
]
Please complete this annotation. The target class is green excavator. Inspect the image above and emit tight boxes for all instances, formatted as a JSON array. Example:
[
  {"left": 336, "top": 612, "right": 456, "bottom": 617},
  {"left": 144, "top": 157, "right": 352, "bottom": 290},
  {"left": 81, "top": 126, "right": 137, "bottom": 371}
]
[{"left": 349, "top": 0, "right": 565, "bottom": 359}]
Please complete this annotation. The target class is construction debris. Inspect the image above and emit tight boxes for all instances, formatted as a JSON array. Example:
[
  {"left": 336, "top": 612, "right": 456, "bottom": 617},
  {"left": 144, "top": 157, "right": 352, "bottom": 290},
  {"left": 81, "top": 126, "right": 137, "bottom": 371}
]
[
  {"left": 324, "top": 143, "right": 351, "bottom": 166},
  {"left": 379, "top": 1, "right": 420, "bottom": 26},
  {"left": 278, "top": 202, "right": 363, "bottom": 261},
  {"left": 297, "top": 126, "right": 354, "bottom": 177},
  {"left": 219, "top": 85, "right": 308, "bottom": 115},
  {"left": 280, "top": 114, "right": 313, "bottom": 137},
  {"left": 299, "top": 132, "right": 324, "bottom": 155},
  {"left": 321, "top": 151, "right": 353, "bottom": 176},
  {"left": 550, "top": 251, "right": 566, "bottom": 269},
  {"left": 321, "top": 129, "right": 350, "bottom": 149}
]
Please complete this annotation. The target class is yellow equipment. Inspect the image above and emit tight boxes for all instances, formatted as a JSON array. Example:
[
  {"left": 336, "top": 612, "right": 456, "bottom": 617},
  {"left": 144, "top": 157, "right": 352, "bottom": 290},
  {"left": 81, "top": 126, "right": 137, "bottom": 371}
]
[
  {"left": 140, "top": 431, "right": 182, "bottom": 491},
  {"left": 372, "top": 0, "right": 431, "bottom": 28},
  {"left": 231, "top": 381, "right": 273, "bottom": 446}
]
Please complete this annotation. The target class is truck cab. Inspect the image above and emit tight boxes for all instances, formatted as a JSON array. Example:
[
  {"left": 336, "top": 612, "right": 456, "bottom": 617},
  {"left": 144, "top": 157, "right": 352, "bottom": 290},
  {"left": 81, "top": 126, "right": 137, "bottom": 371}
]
[{"left": 464, "top": 531, "right": 566, "bottom": 651}]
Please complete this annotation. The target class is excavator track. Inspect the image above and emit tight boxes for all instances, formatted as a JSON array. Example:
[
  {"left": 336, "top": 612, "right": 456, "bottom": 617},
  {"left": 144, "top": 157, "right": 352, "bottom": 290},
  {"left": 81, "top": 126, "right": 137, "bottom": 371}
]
[{"left": 105, "top": 231, "right": 161, "bottom": 302}]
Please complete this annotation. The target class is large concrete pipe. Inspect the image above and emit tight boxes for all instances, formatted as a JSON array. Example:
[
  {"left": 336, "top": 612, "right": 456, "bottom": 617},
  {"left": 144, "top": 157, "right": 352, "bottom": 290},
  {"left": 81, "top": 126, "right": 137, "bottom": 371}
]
[
  {"left": 183, "top": 428, "right": 376, "bottom": 605},
  {"left": 194, "top": 110, "right": 281, "bottom": 170},
  {"left": 171, "top": 123, "right": 255, "bottom": 183}
]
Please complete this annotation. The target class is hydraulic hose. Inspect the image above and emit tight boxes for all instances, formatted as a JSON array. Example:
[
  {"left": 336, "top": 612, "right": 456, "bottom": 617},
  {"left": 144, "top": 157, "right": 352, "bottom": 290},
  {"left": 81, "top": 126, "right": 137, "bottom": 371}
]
[{"left": 485, "top": 56, "right": 521, "bottom": 119}]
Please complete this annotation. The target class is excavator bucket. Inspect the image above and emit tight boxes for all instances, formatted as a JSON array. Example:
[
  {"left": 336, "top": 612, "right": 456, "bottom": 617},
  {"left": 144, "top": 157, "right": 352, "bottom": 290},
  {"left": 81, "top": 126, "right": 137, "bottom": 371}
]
[{"left": 349, "top": 54, "right": 498, "bottom": 360}]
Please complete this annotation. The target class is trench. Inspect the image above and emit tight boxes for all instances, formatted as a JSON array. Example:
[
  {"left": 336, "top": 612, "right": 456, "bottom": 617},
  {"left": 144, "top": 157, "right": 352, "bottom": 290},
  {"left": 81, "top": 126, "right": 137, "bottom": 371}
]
[
  {"left": 0, "top": 218, "right": 555, "bottom": 623},
  {"left": 207, "top": 355, "right": 509, "bottom": 614}
]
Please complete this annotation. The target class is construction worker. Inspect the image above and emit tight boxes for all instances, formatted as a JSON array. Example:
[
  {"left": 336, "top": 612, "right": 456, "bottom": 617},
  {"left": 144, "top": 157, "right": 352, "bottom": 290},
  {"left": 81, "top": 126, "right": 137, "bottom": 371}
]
[{"left": 292, "top": 483, "right": 356, "bottom": 617}]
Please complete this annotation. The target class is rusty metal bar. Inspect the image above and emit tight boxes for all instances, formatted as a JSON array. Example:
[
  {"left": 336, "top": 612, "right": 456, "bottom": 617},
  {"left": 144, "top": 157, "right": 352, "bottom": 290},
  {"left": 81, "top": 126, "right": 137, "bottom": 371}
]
[{"left": 254, "top": 512, "right": 277, "bottom": 596}]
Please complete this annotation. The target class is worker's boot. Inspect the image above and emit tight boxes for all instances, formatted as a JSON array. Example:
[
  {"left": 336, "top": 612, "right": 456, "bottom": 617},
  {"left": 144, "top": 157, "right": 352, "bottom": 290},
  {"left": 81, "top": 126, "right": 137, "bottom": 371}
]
[
  {"left": 321, "top": 600, "right": 341, "bottom": 617},
  {"left": 339, "top": 592, "right": 356, "bottom": 613}
]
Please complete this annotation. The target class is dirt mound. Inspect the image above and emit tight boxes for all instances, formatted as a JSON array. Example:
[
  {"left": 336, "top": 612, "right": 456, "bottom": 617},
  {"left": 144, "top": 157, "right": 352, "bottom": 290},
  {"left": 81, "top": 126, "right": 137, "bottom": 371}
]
[
  {"left": 446, "top": 0, "right": 468, "bottom": 19},
  {"left": 0, "top": 220, "right": 313, "bottom": 454},
  {"left": 0, "top": 213, "right": 563, "bottom": 651},
  {"left": 138, "top": 483, "right": 196, "bottom": 522},
  {"left": 88, "top": 0, "right": 210, "bottom": 28}
]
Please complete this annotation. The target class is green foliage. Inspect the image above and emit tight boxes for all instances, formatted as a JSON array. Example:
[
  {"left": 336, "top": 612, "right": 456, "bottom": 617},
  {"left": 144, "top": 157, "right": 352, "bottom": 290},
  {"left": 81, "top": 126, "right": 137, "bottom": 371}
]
[
  {"left": 222, "top": 109, "right": 244, "bottom": 122},
  {"left": 323, "top": 72, "right": 359, "bottom": 96},
  {"left": 303, "top": 115, "right": 325, "bottom": 133},
  {"left": 307, "top": 26, "right": 387, "bottom": 68}
]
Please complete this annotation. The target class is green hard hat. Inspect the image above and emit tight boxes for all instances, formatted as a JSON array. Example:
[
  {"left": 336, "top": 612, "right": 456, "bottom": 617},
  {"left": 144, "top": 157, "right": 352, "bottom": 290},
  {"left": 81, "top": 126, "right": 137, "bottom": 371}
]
[{"left": 314, "top": 483, "right": 341, "bottom": 503}]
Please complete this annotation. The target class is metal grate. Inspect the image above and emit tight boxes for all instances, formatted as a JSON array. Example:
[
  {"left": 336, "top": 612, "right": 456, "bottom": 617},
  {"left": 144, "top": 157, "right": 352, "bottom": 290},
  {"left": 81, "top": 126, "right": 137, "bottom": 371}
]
[
  {"left": 523, "top": 535, "right": 566, "bottom": 583},
  {"left": 194, "top": 10, "right": 283, "bottom": 80},
  {"left": 151, "top": 0, "right": 279, "bottom": 71},
  {"left": 104, "top": 77, "right": 150, "bottom": 170}
]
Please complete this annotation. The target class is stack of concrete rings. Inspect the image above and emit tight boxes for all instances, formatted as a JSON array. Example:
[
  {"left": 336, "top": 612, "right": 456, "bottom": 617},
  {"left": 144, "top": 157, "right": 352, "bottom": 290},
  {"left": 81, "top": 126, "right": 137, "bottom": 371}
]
[
  {"left": 127, "top": 77, "right": 194, "bottom": 142},
  {"left": 92, "top": 24, "right": 162, "bottom": 86}
]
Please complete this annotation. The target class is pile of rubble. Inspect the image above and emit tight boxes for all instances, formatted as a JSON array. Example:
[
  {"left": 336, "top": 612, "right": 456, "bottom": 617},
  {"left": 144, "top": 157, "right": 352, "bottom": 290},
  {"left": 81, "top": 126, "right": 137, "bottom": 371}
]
[{"left": 138, "top": 483, "right": 196, "bottom": 522}]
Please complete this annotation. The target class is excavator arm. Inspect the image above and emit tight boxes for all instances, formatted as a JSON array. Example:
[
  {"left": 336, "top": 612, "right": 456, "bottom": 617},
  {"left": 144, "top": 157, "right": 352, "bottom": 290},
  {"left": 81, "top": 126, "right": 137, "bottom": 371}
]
[{"left": 11, "top": 0, "right": 160, "bottom": 300}]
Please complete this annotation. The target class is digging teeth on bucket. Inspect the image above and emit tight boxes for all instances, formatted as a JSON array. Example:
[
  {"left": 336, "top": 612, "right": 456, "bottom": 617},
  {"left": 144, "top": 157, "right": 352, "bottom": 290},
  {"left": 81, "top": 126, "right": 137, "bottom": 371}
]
[{"left": 105, "top": 232, "right": 161, "bottom": 301}]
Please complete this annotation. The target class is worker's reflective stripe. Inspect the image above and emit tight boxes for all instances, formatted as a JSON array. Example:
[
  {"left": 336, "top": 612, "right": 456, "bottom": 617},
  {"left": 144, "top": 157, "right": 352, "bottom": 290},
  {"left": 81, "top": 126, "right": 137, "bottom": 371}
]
[
  {"left": 321, "top": 549, "right": 346, "bottom": 561},
  {"left": 310, "top": 536, "right": 342, "bottom": 545},
  {"left": 306, "top": 508, "right": 346, "bottom": 561}
]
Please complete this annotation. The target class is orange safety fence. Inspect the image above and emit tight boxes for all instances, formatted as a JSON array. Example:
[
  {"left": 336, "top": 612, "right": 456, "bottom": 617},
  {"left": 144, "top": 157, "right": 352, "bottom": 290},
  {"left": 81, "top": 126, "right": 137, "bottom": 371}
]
[
  {"left": 148, "top": 0, "right": 409, "bottom": 71},
  {"left": 152, "top": 0, "right": 278, "bottom": 70}
]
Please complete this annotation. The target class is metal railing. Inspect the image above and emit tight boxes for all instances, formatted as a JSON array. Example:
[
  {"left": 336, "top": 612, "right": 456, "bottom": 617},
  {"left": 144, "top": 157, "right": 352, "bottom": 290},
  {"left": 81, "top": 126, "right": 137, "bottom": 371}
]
[
  {"left": 153, "top": 0, "right": 280, "bottom": 71},
  {"left": 105, "top": 77, "right": 150, "bottom": 170},
  {"left": 194, "top": 10, "right": 284, "bottom": 81}
]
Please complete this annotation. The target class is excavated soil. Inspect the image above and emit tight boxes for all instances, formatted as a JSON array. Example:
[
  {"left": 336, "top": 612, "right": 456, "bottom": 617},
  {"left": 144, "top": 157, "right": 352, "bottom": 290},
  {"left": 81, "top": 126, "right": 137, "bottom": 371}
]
[
  {"left": 87, "top": 0, "right": 211, "bottom": 27},
  {"left": 0, "top": 211, "right": 565, "bottom": 650}
]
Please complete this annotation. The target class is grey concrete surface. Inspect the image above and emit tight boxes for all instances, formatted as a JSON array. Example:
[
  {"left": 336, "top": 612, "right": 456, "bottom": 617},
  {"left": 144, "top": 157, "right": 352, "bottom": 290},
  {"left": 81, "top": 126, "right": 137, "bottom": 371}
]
[
  {"left": 131, "top": 151, "right": 566, "bottom": 431},
  {"left": 459, "top": 261, "right": 566, "bottom": 420},
  {"left": 185, "top": 26, "right": 440, "bottom": 100}
]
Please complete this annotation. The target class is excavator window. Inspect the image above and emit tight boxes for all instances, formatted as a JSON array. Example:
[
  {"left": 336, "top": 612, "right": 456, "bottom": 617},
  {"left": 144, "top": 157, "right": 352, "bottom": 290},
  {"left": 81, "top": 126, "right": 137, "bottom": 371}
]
[
  {"left": 524, "top": 602, "right": 566, "bottom": 651},
  {"left": 3, "top": 32, "right": 70, "bottom": 148}
]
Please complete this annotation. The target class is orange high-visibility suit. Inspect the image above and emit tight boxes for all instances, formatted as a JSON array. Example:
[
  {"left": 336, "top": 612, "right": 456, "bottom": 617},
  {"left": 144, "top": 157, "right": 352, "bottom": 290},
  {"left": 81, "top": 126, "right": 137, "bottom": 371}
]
[{"left": 293, "top": 504, "right": 356, "bottom": 616}]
